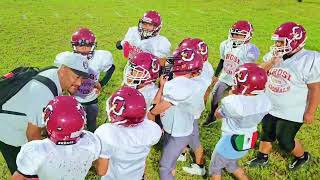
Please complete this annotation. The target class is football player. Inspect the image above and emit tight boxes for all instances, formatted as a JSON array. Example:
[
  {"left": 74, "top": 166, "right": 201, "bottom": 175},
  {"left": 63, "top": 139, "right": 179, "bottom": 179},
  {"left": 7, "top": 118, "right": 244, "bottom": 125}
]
[
  {"left": 123, "top": 52, "right": 161, "bottom": 108},
  {"left": 116, "top": 10, "right": 171, "bottom": 59},
  {"left": 11, "top": 96, "right": 102, "bottom": 180},
  {"left": 148, "top": 48, "right": 205, "bottom": 179},
  {"left": 55, "top": 28, "right": 115, "bottom": 132},
  {"left": 209, "top": 63, "right": 271, "bottom": 180},
  {"left": 247, "top": 22, "right": 320, "bottom": 170},
  {"left": 203, "top": 20, "right": 260, "bottom": 126},
  {"left": 94, "top": 87, "right": 162, "bottom": 180},
  {"left": 174, "top": 38, "right": 214, "bottom": 175}
]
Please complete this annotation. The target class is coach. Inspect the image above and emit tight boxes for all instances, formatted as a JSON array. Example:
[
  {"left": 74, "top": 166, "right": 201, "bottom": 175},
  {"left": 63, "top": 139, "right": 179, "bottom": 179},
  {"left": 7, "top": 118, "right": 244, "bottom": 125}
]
[{"left": 0, "top": 52, "right": 90, "bottom": 174}]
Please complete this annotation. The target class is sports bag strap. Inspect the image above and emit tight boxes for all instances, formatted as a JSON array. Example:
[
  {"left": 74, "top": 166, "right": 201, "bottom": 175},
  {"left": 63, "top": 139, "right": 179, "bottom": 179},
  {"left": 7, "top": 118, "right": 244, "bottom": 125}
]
[{"left": 32, "top": 75, "right": 58, "bottom": 96}]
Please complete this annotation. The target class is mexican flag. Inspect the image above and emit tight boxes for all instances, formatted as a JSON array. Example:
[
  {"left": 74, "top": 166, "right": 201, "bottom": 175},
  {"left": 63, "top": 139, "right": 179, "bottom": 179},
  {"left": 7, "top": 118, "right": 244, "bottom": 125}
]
[{"left": 232, "top": 131, "right": 259, "bottom": 151}]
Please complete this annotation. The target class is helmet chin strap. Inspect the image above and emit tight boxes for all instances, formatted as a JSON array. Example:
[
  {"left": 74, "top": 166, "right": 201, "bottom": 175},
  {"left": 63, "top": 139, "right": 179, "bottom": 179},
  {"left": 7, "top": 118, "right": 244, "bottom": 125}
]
[{"left": 282, "top": 47, "right": 301, "bottom": 60}]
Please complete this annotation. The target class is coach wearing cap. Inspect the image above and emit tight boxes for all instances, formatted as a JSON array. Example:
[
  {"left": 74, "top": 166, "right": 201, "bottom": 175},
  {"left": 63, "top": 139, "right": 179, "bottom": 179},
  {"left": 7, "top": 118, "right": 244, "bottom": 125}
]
[{"left": 0, "top": 52, "right": 90, "bottom": 175}]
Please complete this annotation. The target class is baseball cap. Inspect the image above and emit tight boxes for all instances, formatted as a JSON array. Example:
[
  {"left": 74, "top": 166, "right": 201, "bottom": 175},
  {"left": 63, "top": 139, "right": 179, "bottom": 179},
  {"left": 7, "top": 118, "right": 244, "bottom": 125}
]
[{"left": 54, "top": 51, "right": 90, "bottom": 78}]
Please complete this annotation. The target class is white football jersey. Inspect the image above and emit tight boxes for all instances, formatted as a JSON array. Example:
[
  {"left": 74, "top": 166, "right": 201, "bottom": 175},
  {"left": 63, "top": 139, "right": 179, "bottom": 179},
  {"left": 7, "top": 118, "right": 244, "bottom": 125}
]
[
  {"left": 200, "top": 61, "right": 214, "bottom": 87},
  {"left": 95, "top": 120, "right": 162, "bottom": 180},
  {"left": 138, "top": 83, "right": 158, "bottom": 109},
  {"left": 162, "top": 76, "right": 203, "bottom": 137},
  {"left": 220, "top": 93, "right": 272, "bottom": 135},
  {"left": 219, "top": 40, "right": 260, "bottom": 86},
  {"left": 263, "top": 49, "right": 320, "bottom": 122},
  {"left": 54, "top": 50, "right": 114, "bottom": 103},
  {"left": 16, "top": 131, "right": 101, "bottom": 180},
  {"left": 121, "top": 27, "right": 171, "bottom": 58}
]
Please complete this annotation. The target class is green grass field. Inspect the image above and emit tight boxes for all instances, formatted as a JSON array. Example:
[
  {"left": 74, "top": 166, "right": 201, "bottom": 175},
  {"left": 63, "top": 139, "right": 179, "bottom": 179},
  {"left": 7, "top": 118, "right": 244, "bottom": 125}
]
[{"left": 1, "top": 0, "right": 320, "bottom": 179}]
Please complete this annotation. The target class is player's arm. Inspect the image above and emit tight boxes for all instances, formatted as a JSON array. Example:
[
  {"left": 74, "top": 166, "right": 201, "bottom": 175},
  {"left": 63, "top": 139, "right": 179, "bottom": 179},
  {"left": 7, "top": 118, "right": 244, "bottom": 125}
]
[
  {"left": 214, "top": 108, "right": 224, "bottom": 120},
  {"left": 148, "top": 75, "right": 170, "bottom": 120},
  {"left": 147, "top": 100, "right": 172, "bottom": 120},
  {"left": 152, "top": 75, "right": 168, "bottom": 104},
  {"left": 11, "top": 172, "right": 39, "bottom": 180},
  {"left": 260, "top": 57, "right": 282, "bottom": 72},
  {"left": 304, "top": 82, "right": 320, "bottom": 124},
  {"left": 26, "top": 122, "right": 42, "bottom": 141},
  {"left": 99, "top": 64, "right": 115, "bottom": 87},
  {"left": 94, "top": 157, "right": 109, "bottom": 176},
  {"left": 203, "top": 59, "right": 223, "bottom": 104},
  {"left": 11, "top": 172, "right": 25, "bottom": 180}
]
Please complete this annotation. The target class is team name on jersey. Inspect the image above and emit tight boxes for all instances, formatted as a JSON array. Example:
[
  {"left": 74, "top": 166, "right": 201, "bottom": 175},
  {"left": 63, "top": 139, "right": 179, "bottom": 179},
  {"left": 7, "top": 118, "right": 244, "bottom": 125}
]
[
  {"left": 268, "top": 68, "right": 291, "bottom": 81},
  {"left": 225, "top": 53, "right": 240, "bottom": 64},
  {"left": 267, "top": 68, "right": 291, "bottom": 93},
  {"left": 223, "top": 53, "right": 241, "bottom": 75}
]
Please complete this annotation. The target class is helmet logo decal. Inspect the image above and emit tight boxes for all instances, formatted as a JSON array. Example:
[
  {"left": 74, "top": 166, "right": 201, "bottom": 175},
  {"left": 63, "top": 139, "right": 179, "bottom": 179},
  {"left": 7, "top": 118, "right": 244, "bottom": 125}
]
[
  {"left": 111, "top": 96, "right": 125, "bottom": 116},
  {"left": 198, "top": 42, "right": 208, "bottom": 55},
  {"left": 181, "top": 49, "right": 195, "bottom": 62},
  {"left": 43, "top": 105, "right": 53, "bottom": 125},
  {"left": 235, "top": 67, "right": 248, "bottom": 83},
  {"left": 151, "top": 58, "right": 160, "bottom": 73},
  {"left": 292, "top": 26, "right": 303, "bottom": 40}
]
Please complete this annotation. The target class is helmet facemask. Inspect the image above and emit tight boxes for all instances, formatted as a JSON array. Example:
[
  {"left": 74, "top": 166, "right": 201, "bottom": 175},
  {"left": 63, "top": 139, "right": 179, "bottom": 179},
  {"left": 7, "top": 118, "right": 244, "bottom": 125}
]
[
  {"left": 71, "top": 40, "right": 97, "bottom": 60},
  {"left": 123, "top": 62, "right": 151, "bottom": 89},
  {"left": 138, "top": 20, "right": 161, "bottom": 39},
  {"left": 228, "top": 28, "right": 252, "bottom": 47}
]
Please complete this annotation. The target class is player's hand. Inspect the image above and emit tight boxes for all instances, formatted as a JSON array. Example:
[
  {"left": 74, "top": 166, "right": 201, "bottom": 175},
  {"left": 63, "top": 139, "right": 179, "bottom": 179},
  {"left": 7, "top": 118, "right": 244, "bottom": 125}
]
[
  {"left": 303, "top": 111, "right": 315, "bottom": 124},
  {"left": 94, "top": 82, "right": 102, "bottom": 95},
  {"left": 159, "top": 75, "right": 168, "bottom": 87},
  {"left": 116, "top": 40, "right": 123, "bottom": 50}
]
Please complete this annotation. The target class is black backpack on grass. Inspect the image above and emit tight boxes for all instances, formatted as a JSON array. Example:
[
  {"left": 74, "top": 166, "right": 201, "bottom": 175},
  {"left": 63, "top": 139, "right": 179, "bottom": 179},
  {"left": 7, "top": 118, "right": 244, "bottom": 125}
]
[{"left": 0, "top": 66, "right": 58, "bottom": 116}]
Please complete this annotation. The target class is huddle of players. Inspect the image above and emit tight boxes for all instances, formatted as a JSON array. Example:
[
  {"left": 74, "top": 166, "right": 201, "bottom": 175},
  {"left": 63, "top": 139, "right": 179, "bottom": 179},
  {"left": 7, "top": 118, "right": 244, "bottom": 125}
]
[{"left": 12, "top": 10, "right": 320, "bottom": 180}]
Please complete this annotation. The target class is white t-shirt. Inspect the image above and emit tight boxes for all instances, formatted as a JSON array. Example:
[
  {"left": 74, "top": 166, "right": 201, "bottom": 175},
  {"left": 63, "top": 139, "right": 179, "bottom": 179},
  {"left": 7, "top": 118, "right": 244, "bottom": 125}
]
[
  {"left": 55, "top": 50, "right": 114, "bottom": 103},
  {"left": 138, "top": 83, "right": 158, "bottom": 109},
  {"left": 95, "top": 120, "right": 161, "bottom": 180},
  {"left": 0, "top": 69, "right": 62, "bottom": 146},
  {"left": 121, "top": 27, "right": 171, "bottom": 58},
  {"left": 16, "top": 131, "right": 101, "bottom": 180},
  {"left": 161, "top": 76, "right": 203, "bottom": 137},
  {"left": 220, "top": 93, "right": 272, "bottom": 135},
  {"left": 263, "top": 49, "right": 320, "bottom": 122},
  {"left": 219, "top": 40, "right": 260, "bottom": 86}
]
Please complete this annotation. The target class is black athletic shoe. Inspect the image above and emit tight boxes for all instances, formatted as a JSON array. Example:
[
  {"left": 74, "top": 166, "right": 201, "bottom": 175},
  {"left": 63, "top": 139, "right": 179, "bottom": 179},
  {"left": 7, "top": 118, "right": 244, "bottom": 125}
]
[
  {"left": 246, "top": 157, "right": 269, "bottom": 167},
  {"left": 289, "top": 152, "right": 311, "bottom": 171}
]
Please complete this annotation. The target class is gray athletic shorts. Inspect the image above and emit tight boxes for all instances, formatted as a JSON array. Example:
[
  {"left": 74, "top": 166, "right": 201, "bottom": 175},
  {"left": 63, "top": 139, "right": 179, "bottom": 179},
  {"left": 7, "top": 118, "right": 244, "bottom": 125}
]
[
  {"left": 209, "top": 151, "right": 240, "bottom": 176},
  {"left": 159, "top": 119, "right": 201, "bottom": 180}
]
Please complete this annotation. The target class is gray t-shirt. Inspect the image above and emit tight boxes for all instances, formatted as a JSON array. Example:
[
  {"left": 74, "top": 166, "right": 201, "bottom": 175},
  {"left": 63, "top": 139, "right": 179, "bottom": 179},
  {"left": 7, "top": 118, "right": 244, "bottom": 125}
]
[{"left": 0, "top": 69, "right": 62, "bottom": 146}]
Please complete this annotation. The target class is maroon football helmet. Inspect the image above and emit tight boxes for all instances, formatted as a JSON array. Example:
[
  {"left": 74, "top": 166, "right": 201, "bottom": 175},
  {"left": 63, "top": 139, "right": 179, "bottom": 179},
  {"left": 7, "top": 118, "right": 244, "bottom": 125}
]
[
  {"left": 228, "top": 20, "right": 253, "bottom": 47},
  {"left": 271, "top": 22, "right": 306, "bottom": 57},
  {"left": 178, "top": 38, "right": 209, "bottom": 62},
  {"left": 233, "top": 63, "right": 267, "bottom": 95},
  {"left": 124, "top": 52, "right": 160, "bottom": 88},
  {"left": 138, "top": 10, "right": 162, "bottom": 39},
  {"left": 71, "top": 28, "right": 97, "bottom": 57},
  {"left": 44, "top": 96, "right": 86, "bottom": 145},
  {"left": 172, "top": 48, "right": 203, "bottom": 76},
  {"left": 107, "top": 87, "right": 146, "bottom": 127}
]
